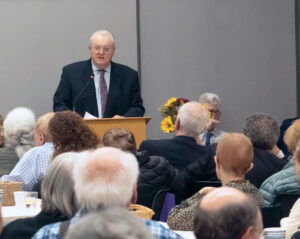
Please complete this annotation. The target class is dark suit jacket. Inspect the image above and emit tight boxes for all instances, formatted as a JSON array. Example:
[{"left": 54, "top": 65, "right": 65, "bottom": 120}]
[
  {"left": 245, "top": 147, "right": 289, "bottom": 188},
  {"left": 53, "top": 60, "right": 145, "bottom": 117},
  {"left": 139, "top": 136, "right": 216, "bottom": 177}
]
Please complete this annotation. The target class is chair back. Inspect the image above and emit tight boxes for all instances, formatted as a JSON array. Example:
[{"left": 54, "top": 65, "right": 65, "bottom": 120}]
[
  {"left": 151, "top": 188, "right": 172, "bottom": 221},
  {"left": 261, "top": 204, "right": 281, "bottom": 227},
  {"left": 130, "top": 204, "right": 155, "bottom": 220},
  {"left": 184, "top": 181, "right": 221, "bottom": 200},
  {"left": 0, "top": 181, "right": 22, "bottom": 206},
  {"left": 274, "top": 193, "right": 300, "bottom": 218}
]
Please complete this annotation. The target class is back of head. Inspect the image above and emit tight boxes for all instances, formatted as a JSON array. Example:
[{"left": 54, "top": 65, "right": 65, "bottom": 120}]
[
  {"left": 49, "top": 111, "right": 99, "bottom": 158},
  {"left": 284, "top": 119, "right": 300, "bottom": 154},
  {"left": 41, "top": 152, "right": 79, "bottom": 218},
  {"left": 3, "top": 107, "right": 35, "bottom": 157},
  {"left": 198, "top": 92, "right": 221, "bottom": 110},
  {"left": 73, "top": 147, "right": 139, "bottom": 209},
  {"left": 35, "top": 112, "right": 55, "bottom": 143},
  {"left": 243, "top": 113, "right": 279, "bottom": 150},
  {"left": 177, "top": 101, "right": 207, "bottom": 137},
  {"left": 194, "top": 187, "right": 261, "bottom": 239},
  {"left": 216, "top": 133, "right": 253, "bottom": 177},
  {"left": 65, "top": 207, "right": 152, "bottom": 239},
  {"left": 102, "top": 128, "right": 136, "bottom": 155}
]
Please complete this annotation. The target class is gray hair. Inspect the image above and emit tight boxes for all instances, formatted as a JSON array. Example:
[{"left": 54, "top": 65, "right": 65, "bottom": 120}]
[
  {"left": 73, "top": 147, "right": 139, "bottom": 209},
  {"left": 3, "top": 107, "right": 35, "bottom": 158},
  {"left": 89, "top": 30, "right": 115, "bottom": 47},
  {"left": 65, "top": 207, "right": 153, "bottom": 239},
  {"left": 194, "top": 195, "right": 259, "bottom": 239},
  {"left": 177, "top": 101, "right": 207, "bottom": 137},
  {"left": 243, "top": 113, "right": 279, "bottom": 150},
  {"left": 198, "top": 92, "right": 221, "bottom": 110},
  {"left": 41, "top": 152, "right": 79, "bottom": 218}
]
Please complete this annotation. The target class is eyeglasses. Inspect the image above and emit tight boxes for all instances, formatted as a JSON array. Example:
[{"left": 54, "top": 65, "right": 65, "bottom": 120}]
[
  {"left": 208, "top": 109, "right": 220, "bottom": 115},
  {"left": 92, "top": 46, "right": 113, "bottom": 54}
]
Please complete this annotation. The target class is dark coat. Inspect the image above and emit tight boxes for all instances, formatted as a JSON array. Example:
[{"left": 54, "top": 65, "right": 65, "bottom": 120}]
[
  {"left": 245, "top": 147, "right": 289, "bottom": 188},
  {"left": 139, "top": 135, "right": 215, "bottom": 171},
  {"left": 136, "top": 151, "right": 177, "bottom": 208},
  {"left": 0, "top": 211, "right": 68, "bottom": 239},
  {"left": 53, "top": 60, "right": 145, "bottom": 117}
]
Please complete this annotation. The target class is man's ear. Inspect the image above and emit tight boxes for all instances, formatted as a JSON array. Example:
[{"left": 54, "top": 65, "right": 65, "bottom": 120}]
[
  {"left": 240, "top": 226, "right": 255, "bottom": 239},
  {"left": 214, "top": 156, "right": 220, "bottom": 169},
  {"left": 175, "top": 118, "right": 180, "bottom": 131},
  {"left": 130, "top": 183, "right": 138, "bottom": 205}
]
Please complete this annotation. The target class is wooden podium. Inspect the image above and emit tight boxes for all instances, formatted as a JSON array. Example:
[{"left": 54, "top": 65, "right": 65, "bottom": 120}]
[{"left": 85, "top": 117, "right": 151, "bottom": 147}]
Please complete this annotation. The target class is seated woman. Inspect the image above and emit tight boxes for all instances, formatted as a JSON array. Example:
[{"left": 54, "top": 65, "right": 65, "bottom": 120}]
[
  {"left": 49, "top": 110, "right": 100, "bottom": 158},
  {"left": 259, "top": 119, "right": 300, "bottom": 206},
  {"left": 0, "top": 107, "right": 35, "bottom": 176},
  {"left": 0, "top": 152, "right": 79, "bottom": 239},
  {"left": 102, "top": 128, "right": 177, "bottom": 208},
  {"left": 167, "top": 133, "right": 264, "bottom": 231}
]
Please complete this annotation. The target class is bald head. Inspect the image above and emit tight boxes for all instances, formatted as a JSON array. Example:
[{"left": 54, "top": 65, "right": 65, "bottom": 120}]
[
  {"left": 73, "top": 147, "right": 139, "bottom": 209},
  {"left": 216, "top": 133, "right": 253, "bottom": 177},
  {"left": 176, "top": 101, "right": 207, "bottom": 137},
  {"left": 201, "top": 187, "right": 248, "bottom": 210},
  {"left": 194, "top": 187, "right": 262, "bottom": 239}
]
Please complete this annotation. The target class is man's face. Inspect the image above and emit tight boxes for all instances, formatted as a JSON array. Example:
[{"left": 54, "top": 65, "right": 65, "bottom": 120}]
[
  {"left": 0, "top": 124, "right": 4, "bottom": 147},
  {"left": 206, "top": 103, "right": 221, "bottom": 121},
  {"left": 89, "top": 35, "right": 115, "bottom": 69}
]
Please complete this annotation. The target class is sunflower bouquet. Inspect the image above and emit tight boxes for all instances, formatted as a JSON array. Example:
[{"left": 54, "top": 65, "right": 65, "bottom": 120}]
[{"left": 158, "top": 97, "right": 189, "bottom": 133}]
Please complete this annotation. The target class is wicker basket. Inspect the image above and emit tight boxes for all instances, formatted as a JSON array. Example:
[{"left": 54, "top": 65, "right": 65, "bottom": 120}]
[
  {"left": 130, "top": 204, "right": 155, "bottom": 220},
  {"left": 0, "top": 181, "right": 22, "bottom": 206}
]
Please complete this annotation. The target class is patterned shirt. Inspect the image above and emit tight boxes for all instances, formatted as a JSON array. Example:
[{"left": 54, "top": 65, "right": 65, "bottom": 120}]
[
  {"left": 32, "top": 208, "right": 183, "bottom": 239},
  {"left": 1, "top": 142, "right": 54, "bottom": 191}
]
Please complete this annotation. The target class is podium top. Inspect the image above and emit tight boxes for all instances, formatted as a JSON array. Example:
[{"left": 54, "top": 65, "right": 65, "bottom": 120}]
[{"left": 84, "top": 116, "right": 151, "bottom": 124}]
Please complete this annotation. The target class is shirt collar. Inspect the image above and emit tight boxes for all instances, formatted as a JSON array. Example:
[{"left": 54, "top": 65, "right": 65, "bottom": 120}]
[{"left": 91, "top": 60, "right": 111, "bottom": 73}]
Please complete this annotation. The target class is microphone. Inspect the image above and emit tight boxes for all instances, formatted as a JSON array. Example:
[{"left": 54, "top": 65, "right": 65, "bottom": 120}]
[{"left": 73, "top": 75, "right": 94, "bottom": 114}]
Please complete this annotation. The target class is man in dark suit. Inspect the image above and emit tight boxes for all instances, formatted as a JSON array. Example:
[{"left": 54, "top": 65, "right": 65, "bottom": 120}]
[
  {"left": 53, "top": 30, "right": 144, "bottom": 118},
  {"left": 139, "top": 102, "right": 216, "bottom": 179}
]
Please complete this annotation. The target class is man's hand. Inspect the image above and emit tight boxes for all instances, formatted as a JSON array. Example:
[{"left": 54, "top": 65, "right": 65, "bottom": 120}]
[
  {"left": 199, "top": 186, "right": 217, "bottom": 195},
  {"left": 206, "top": 118, "right": 220, "bottom": 131},
  {"left": 112, "top": 115, "right": 125, "bottom": 119}
]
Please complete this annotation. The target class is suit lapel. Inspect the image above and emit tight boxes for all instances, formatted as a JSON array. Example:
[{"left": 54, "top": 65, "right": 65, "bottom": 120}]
[
  {"left": 104, "top": 62, "right": 121, "bottom": 117},
  {"left": 81, "top": 60, "right": 99, "bottom": 117}
]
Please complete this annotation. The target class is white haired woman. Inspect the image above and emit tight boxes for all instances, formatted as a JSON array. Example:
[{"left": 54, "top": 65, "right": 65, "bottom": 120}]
[
  {"left": 0, "top": 152, "right": 79, "bottom": 239},
  {"left": 0, "top": 107, "right": 35, "bottom": 176}
]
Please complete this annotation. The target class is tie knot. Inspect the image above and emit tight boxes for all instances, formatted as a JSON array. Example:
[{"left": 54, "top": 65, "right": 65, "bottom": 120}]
[{"left": 99, "top": 69, "right": 105, "bottom": 74}]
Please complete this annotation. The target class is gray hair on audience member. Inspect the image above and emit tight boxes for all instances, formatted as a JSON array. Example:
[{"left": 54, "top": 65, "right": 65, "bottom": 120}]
[
  {"left": 177, "top": 101, "right": 207, "bottom": 138},
  {"left": 65, "top": 207, "right": 152, "bottom": 239},
  {"left": 198, "top": 92, "right": 221, "bottom": 110},
  {"left": 3, "top": 107, "right": 35, "bottom": 158},
  {"left": 243, "top": 113, "right": 279, "bottom": 150},
  {"left": 41, "top": 152, "right": 80, "bottom": 218},
  {"left": 89, "top": 30, "right": 115, "bottom": 48},
  {"left": 73, "top": 147, "right": 139, "bottom": 209}
]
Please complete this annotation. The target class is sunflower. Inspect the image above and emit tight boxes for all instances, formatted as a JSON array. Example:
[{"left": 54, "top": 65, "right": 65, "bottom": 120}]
[
  {"left": 164, "top": 97, "right": 177, "bottom": 108},
  {"left": 160, "top": 116, "right": 174, "bottom": 133},
  {"left": 202, "top": 104, "right": 211, "bottom": 119}
]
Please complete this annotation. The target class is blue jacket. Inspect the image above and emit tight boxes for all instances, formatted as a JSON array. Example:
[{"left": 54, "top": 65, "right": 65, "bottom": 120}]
[{"left": 259, "top": 162, "right": 300, "bottom": 206}]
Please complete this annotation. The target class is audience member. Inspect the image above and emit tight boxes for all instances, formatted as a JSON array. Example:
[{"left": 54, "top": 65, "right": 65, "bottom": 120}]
[
  {"left": 281, "top": 140, "right": 300, "bottom": 238},
  {"left": 65, "top": 207, "right": 152, "bottom": 239},
  {"left": 260, "top": 119, "right": 300, "bottom": 206},
  {"left": 277, "top": 117, "right": 299, "bottom": 157},
  {"left": 103, "top": 128, "right": 177, "bottom": 208},
  {"left": 32, "top": 147, "right": 183, "bottom": 239},
  {"left": 49, "top": 110, "right": 99, "bottom": 158},
  {"left": 167, "top": 133, "right": 263, "bottom": 231},
  {"left": 0, "top": 107, "right": 35, "bottom": 176},
  {"left": 193, "top": 187, "right": 263, "bottom": 239},
  {"left": 139, "top": 102, "right": 216, "bottom": 181},
  {"left": 198, "top": 92, "right": 225, "bottom": 146},
  {"left": 1, "top": 112, "right": 55, "bottom": 191},
  {"left": 244, "top": 113, "right": 288, "bottom": 188},
  {"left": 0, "top": 115, "right": 4, "bottom": 147},
  {"left": 0, "top": 152, "right": 79, "bottom": 239}
]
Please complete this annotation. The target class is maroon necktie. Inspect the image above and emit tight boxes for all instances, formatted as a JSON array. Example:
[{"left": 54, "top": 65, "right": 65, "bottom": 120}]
[{"left": 99, "top": 69, "right": 108, "bottom": 117}]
